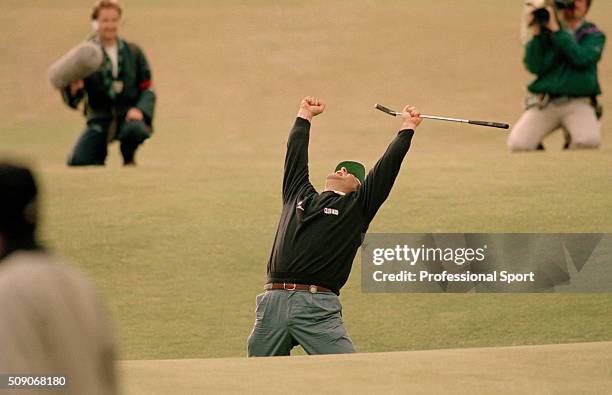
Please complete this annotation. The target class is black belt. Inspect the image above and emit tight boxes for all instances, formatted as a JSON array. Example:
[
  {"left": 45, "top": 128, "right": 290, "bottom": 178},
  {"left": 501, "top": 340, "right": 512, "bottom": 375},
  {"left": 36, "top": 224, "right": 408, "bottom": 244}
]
[{"left": 264, "top": 283, "right": 333, "bottom": 294}]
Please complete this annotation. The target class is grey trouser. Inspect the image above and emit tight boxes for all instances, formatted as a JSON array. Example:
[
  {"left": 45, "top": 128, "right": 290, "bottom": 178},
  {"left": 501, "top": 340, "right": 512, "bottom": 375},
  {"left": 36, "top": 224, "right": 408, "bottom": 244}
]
[
  {"left": 507, "top": 97, "right": 600, "bottom": 152},
  {"left": 247, "top": 290, "right": 355, "bottom": 356}
]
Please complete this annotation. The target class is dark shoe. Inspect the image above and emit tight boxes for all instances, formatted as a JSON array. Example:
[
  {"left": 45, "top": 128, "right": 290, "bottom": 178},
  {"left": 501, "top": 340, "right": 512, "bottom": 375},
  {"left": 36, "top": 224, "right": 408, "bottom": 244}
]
[{"left": 120, "top": 144, "right": 137, "bottom": 165}]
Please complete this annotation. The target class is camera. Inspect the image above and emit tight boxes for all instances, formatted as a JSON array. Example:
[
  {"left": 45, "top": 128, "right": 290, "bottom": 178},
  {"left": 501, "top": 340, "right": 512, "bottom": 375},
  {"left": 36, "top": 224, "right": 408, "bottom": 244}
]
[{"left": 528, "top": 0, "right": 575, "bottom": 27}]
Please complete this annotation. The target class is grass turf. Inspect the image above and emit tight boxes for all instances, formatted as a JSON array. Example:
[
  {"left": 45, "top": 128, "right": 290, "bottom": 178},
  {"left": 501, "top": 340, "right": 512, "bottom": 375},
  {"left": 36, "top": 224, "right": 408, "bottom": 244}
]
[
  {"left": 1, "top": 0, "right": 611, "bottom": 359},
  {"left": 119, "top": 342, "right": 612, "bottom": 394}
]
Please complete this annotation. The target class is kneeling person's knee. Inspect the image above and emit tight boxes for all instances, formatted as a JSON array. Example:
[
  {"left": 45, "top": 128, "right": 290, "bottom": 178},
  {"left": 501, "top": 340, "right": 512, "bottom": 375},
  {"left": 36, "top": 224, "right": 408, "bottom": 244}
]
[
  {"left": 67, "top": 124, "right": 107, "bottom": 166},
  {"left": 571, "top": 135, "right": 600, "bottom": 149},
  {"left": 120, "top": 121, "right": 151, "bottom": 143},
  {"left": 507, "top": 134, "right": 537, "bottom": 152}
]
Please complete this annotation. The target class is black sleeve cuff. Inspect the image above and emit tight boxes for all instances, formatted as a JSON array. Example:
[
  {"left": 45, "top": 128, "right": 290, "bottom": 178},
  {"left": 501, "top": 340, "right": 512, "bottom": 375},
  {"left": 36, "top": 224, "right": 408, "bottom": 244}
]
[{"left": 295, "top": 116, "right": 311, "bottom": 126}]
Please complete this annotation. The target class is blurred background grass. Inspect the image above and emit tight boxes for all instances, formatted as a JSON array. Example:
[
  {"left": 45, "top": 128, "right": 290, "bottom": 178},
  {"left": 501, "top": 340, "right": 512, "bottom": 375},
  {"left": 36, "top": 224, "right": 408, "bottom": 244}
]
[{"left": 1, "top": 0, "right": 611, "bottom": 359}]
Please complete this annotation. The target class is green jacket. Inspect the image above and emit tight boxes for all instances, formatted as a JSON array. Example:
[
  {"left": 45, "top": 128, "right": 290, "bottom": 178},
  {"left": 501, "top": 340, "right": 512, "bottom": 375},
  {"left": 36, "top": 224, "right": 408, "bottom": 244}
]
[
  {"left": 524, "top": 21, "right": 605, "bottom": 97},
  {"left": 62, "top": 38, "right": 156, "bottom": 126}
]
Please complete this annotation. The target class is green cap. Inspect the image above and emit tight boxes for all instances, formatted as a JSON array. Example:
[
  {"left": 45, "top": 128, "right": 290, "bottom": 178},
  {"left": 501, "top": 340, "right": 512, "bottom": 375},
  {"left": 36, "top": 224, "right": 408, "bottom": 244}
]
[{"left": 335, "top": 160, "right": 366, "bottom": 185}]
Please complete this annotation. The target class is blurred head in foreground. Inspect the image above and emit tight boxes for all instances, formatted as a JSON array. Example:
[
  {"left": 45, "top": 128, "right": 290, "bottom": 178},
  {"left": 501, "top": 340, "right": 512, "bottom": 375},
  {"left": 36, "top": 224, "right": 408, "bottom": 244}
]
[
  {"left": 0, "top": 162, "right": 40, "bottom": 260},
  {"left": 0, "top": 160, "right": 118, "bottom": 394}
]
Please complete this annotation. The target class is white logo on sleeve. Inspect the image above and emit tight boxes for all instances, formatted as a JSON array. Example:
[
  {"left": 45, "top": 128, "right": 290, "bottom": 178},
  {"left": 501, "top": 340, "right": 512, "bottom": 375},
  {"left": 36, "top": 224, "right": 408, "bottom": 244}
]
[
  {"left": 324, "top": 208, "right": 339, "bottom": 216},
  {"left": 297, "top": 201, "right": 304, "bottom": 211}
]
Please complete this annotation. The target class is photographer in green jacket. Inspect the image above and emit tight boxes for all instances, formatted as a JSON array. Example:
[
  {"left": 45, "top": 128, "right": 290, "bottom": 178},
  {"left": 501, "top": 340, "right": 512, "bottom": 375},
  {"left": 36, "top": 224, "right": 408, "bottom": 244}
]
[
  {"left": 63, "top": 0, "right": 156, "bottom": 166},
  {"left": 508, "top": 0, "right": 605, "bottom": 151}
]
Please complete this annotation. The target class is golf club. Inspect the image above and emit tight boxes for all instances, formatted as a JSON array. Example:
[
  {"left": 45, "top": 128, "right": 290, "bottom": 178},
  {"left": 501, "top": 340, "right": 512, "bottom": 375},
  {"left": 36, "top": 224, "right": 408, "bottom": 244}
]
[{"left": 374, "top": 103, "right": 510, "bottom": 129}]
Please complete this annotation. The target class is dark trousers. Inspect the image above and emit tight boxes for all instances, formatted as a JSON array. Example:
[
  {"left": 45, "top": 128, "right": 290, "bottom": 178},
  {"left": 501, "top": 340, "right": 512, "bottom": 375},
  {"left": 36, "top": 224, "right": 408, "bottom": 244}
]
[{"left": 67, "top": 120, "right": 151, "bottom": 166}]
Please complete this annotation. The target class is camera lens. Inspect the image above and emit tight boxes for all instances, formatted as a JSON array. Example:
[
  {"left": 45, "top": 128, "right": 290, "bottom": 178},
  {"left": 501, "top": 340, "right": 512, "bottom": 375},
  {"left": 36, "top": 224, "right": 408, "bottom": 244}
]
[{"left": 532, "top": 8, "right": 550, "bottom": 26}]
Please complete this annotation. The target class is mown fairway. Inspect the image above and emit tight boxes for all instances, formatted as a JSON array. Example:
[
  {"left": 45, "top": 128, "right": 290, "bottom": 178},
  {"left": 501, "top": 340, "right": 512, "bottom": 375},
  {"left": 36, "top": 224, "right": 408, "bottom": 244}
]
[
  {"left": 1, "top": 0, "right": 611, "bottom": 359},
  {"left": 119, "top": 342, "right": 612, "bottom": 394}
]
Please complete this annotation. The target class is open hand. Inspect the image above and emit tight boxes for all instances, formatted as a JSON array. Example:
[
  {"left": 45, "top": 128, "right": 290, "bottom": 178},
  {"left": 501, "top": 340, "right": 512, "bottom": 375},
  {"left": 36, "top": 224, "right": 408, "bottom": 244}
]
[
  {"left": 545, "top": 6, "right": 560, "bottom": 32},
  {"left": 526, "top": 11, "right": 541, "bottom": 35}
]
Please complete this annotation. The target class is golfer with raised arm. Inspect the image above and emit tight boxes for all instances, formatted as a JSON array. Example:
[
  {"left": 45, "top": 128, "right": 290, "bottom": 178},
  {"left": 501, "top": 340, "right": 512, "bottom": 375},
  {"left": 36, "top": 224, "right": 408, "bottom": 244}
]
[{"left": 247, "top": 97, "right": 422, "bottom": 356}]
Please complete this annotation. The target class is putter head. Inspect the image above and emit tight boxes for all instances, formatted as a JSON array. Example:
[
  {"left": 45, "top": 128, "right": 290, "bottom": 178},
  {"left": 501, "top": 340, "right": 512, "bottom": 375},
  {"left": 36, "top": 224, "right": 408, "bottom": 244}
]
[{"left": 374, "top": 103, "right": 398, "bottom": 117}]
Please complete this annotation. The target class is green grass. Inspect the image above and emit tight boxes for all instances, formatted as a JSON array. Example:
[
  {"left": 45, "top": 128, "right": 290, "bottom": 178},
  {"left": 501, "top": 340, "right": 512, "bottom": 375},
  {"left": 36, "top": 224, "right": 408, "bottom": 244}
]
[
  {"left": 1, "top": 1, "right": 612, "bottom": 359},
  {"left": 119, "top": 342, "right": 612, "bottom": 394}
]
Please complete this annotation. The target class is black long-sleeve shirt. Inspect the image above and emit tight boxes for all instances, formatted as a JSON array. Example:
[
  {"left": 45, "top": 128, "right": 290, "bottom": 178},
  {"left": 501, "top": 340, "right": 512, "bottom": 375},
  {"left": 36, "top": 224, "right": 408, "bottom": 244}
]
[{"left": 266, "top": 117, "right": 414, "bottom": 294}]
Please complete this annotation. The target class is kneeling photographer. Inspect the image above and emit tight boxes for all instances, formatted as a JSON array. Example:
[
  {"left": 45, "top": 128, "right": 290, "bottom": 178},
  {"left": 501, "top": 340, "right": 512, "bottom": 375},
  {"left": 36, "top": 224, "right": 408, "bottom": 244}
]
[{"left": 508, "top": 0, "right": 605, "bottom": 151}]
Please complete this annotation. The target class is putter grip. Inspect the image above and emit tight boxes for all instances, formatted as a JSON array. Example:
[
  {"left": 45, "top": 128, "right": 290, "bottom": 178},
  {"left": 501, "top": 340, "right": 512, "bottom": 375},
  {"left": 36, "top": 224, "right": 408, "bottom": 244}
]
[
  {"left": 468, "top": 120, "right": 510, "bottom": 129},
  {"left": 375, "top": 104, "right": 397, "bottom": 117}
]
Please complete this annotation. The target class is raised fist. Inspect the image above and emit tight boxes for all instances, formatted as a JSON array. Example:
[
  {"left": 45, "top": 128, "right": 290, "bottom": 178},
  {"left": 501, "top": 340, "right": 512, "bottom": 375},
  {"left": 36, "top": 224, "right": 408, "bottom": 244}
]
[{"left": 297, "top": 96, "right": 326, "bottom": 121}]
